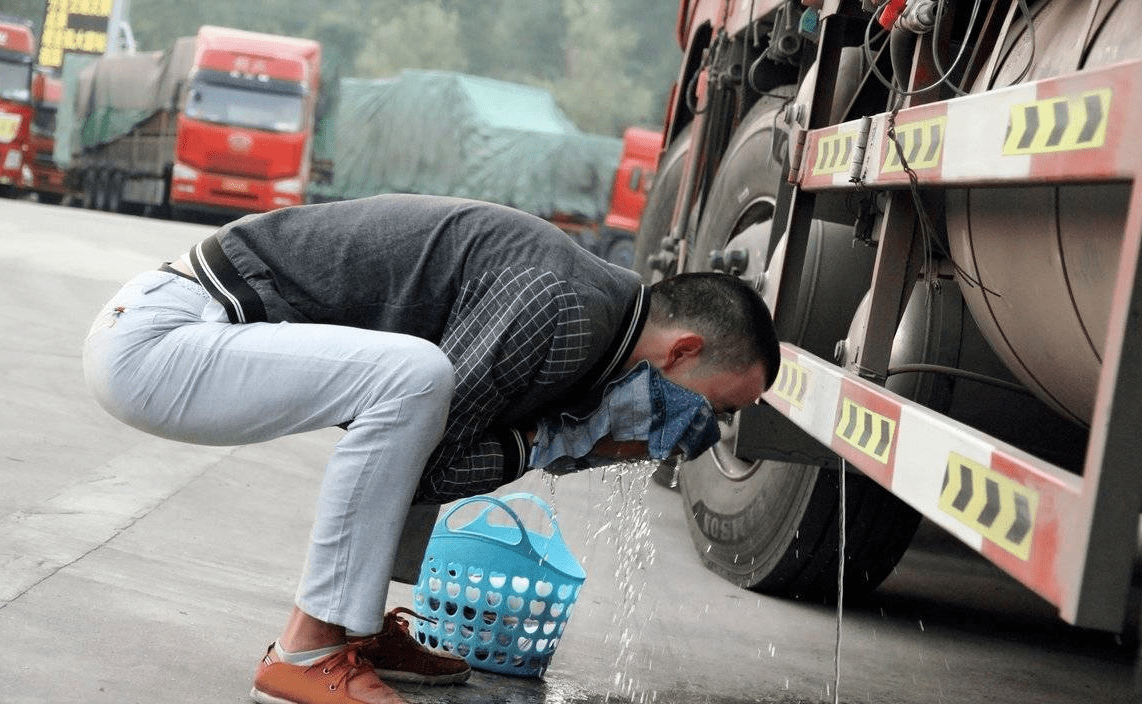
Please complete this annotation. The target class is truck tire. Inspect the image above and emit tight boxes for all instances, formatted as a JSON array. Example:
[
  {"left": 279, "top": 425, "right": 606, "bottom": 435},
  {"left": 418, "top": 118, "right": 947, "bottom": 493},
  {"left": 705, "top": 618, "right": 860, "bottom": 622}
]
[
  {"left": 95, "top": 170, "right": 111, "bottom": 211},
  {"left": 81, "top": 170, "right": 97, "bottom": 209},
  {"left": 678, "top": 95, "right": 920, "bottom": 600},
  {"left": 632, "top": 124, "right": 692, "bottom": 281},
  {"left": 682, "top": 455, "right": 920, "bottom": 600},
  {"left": 106, "top": 172, "right": 124, "bottom": 213},
  {"left": 603, "top": 232, "right": 635, "bottom": 270}
]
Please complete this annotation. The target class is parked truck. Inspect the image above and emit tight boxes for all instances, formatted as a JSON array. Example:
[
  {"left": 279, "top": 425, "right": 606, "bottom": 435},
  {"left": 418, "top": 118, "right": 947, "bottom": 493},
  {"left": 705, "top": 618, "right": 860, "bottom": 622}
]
[
  {"left": 310, "top": 70, "right": 630, "bottom": 262},
  {"left": 0, "top": 17, "right": 34, "bottom": 197},
  {"left": 597, "top": 126, "right": 663, "bottom": 269},
  {"left": 64, "top": 25, "right": 320, "bottom": 219},
  {"left": 29, "top": 68, "right": 65, "bottom": 203},
  {"left": 636, "top": 0, "right": 1142, "bottom": 639}
]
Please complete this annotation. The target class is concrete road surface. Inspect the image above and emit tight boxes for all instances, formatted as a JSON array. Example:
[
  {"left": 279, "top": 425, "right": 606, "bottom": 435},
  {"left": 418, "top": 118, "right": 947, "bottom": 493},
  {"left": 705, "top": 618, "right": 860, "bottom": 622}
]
[{"left": 0, "top": 199, "right": 1137, "bottom": 704}]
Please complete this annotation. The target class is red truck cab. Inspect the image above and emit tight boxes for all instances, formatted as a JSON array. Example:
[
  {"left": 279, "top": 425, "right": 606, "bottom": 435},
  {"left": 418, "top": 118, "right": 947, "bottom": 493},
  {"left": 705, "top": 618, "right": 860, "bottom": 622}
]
[
  {"left": 598, "top": 127, "right": 662, "bottom": 268},
  {"left": 170, "top": 25, "right": 320, "bottom": 216},
  {"left": 604, "top": 127, "right": 662, "bottom": 234},
  {"left": 0, "top": 20, "right": 34, "bottom": 196},
  {"left": 29, "top": 69, "right": 65, "bottom": 202}
]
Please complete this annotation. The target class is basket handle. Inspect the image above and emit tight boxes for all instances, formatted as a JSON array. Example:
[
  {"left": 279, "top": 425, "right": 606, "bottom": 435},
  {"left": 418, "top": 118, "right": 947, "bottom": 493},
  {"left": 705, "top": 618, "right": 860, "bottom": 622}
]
[
  {"left": 437, "top": 495, "right": 529, "bottom": 546},
  {"left": 497, "top": 492, "right": 565, "bottom": 541},
  {"left": 486, "top": 493, "right": 574, "bottom": 565},
  {"left": 435, "top": 493, "right": 562, "bottom": 562}
]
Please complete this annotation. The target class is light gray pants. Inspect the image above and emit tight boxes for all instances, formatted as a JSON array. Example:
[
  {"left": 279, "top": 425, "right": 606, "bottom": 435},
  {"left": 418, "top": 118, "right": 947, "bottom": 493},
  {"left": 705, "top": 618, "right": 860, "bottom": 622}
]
[{"left": 82, "top": 270, "right": 454, "bottom": 634}]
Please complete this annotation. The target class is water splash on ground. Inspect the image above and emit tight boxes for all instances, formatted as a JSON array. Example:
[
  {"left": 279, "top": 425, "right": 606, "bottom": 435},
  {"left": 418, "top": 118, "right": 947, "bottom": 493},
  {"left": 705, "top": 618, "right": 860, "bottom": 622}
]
[{"left": 583, "top": 460, "right": 660, "bottom": 703}]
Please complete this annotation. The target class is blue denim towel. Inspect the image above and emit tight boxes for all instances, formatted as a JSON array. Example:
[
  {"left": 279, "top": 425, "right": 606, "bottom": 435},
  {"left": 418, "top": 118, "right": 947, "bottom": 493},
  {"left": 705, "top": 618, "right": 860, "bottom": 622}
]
[{"left": 529, "top": 361, "right": 720, "bottom": 472}]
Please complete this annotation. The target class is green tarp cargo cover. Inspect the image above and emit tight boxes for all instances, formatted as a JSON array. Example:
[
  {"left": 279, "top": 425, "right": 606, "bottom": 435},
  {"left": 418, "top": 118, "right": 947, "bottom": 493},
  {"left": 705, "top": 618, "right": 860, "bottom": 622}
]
[
  {"left": 315, "top": 70, "right": 621, "bottom": 222},
  {"left": 67, "top": 37, "right": 196, "bottom": 156}
]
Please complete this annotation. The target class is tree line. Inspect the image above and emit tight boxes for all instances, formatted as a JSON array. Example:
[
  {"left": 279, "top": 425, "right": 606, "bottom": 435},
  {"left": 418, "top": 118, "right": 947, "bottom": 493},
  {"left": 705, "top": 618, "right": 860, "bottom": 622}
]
[{"left": 8, "top": 0, "right": 683, "bottom": 137}]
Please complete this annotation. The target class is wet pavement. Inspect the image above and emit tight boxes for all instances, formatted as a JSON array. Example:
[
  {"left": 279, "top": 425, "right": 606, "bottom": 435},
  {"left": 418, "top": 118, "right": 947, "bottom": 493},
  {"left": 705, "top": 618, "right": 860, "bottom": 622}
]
[{"left": 1, "top": 198, "right": 1138, "bottom": 704}]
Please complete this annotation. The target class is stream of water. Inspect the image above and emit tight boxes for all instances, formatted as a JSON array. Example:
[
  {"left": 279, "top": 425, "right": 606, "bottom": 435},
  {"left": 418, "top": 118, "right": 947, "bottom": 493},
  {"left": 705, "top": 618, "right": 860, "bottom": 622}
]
[{"left": 540, "top": 457, "right": 850, "bottom": 704}]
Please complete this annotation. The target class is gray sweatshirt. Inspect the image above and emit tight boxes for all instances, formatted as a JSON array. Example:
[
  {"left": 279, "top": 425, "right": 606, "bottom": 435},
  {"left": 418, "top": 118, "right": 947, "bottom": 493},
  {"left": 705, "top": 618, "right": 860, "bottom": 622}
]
[{"left": 185, "top": 194, "right": 648, "bottom": 502}]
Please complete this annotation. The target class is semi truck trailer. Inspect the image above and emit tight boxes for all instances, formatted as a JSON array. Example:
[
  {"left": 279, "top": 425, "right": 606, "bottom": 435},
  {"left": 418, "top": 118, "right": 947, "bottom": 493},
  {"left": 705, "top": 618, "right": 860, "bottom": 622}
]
[{"left": 635, "top": 0, "right": 1142, "bottom": 639}]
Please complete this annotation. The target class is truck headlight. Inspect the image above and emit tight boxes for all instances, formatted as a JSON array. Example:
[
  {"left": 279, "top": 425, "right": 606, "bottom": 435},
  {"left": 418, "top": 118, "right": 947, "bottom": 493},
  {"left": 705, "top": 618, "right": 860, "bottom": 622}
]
[
  {"left": 172, "top": 162, "right": 198, "bottom": 180},
  {"left": 3, "top": 148, "right": 22, "bottom": 170},
  {"left": 273, "top": 177, "right": 302, "bottom": 195}
]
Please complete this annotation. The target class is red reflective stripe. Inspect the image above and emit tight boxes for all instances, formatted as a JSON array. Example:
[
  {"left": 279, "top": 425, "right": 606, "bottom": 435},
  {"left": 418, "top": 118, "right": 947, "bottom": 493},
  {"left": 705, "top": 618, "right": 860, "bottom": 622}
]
[
  {"left": 979, "top": 450, "right": 1079, "bottom": 607},
  {"left": 830, "top": 377, "right": 901, "bottom": 486}
]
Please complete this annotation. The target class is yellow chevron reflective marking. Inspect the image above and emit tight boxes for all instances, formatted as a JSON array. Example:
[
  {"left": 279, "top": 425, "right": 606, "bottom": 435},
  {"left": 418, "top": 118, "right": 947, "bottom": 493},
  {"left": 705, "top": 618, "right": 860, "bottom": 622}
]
[
  {"left": 771, "top": 359, "right": 809, "bottom": 409},
  {"left": 882, "top": 116, "right": 946, "bottom": 172},
  {"left": 938, "top": 452, "right": 1039, "bottom": 560},
  {"left": 834, "top": 398, "right": 895, "bottom": 463},
  {"left": 1003, "top": 88, "right": 1111, "bottom": 155},
  {"left": 812, "top": 132, "right": 855, "bottom": 175}
]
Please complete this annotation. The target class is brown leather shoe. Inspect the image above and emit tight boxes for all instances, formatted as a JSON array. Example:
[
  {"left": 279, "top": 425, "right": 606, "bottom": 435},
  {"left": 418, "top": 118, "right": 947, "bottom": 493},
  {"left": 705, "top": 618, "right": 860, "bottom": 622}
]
[
  {"left": 355, "top": 607, "right": 471, "bottom": 685},
  {"left": 250, "top": 641, "right": 407, "bottom": 704}
]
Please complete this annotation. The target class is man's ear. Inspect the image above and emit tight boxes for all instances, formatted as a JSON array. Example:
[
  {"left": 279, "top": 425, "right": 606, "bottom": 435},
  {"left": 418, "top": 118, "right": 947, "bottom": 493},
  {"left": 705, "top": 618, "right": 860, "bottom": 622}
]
[{"left": 663, "top": 332, "right": 704, "bottom": 370}]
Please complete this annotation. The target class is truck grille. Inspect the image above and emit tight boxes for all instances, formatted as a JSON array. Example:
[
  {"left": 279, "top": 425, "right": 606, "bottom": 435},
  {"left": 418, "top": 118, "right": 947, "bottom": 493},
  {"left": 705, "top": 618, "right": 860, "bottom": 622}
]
[{"left": 203, "top": 152, "right": 274, "bottom": 178}]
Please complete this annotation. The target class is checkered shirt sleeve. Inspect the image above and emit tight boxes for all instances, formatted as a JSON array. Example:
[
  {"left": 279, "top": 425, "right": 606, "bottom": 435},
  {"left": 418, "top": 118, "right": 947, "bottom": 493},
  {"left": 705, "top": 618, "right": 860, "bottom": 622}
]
[{"left": 414, "top": 267, "right": 590, "bottom": 503}]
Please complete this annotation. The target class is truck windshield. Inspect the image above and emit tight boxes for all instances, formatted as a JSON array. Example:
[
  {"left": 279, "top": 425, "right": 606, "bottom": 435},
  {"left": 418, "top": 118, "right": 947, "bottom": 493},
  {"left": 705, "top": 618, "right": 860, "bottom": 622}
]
[
  {"left": 32, "top": 104, "right": 56, "bottom": 136},
  {"left": 184, "top": 77, "right": 304, "bottom": 133},
  {"left": 0, "top": 59, "right": 31, "bottom": 102}
]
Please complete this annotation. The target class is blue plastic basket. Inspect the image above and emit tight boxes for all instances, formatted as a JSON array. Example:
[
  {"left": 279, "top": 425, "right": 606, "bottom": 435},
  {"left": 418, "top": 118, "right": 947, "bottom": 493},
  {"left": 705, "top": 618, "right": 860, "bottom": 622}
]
[{"left": 411, "top": 493, "right": 586, "bottom": 678}]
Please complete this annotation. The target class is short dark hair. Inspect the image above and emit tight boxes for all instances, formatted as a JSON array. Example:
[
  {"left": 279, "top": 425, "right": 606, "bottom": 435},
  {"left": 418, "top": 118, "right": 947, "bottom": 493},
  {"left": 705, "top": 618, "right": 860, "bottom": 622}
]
[{"left": 648, "top": 272, "right": 781, "bottom": 390}]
